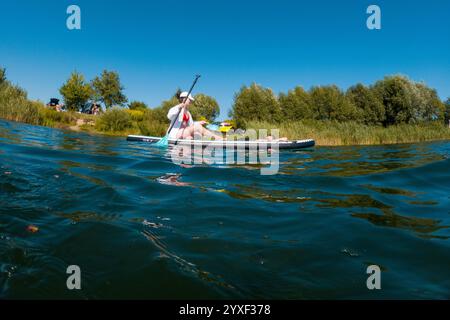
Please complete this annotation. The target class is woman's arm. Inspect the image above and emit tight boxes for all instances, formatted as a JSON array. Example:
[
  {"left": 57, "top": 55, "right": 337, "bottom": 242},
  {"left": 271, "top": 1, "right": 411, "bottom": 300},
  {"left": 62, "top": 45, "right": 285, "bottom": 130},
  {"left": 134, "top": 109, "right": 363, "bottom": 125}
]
[{"left": 167, "top": 104, "right": 183, "bottom": 121}]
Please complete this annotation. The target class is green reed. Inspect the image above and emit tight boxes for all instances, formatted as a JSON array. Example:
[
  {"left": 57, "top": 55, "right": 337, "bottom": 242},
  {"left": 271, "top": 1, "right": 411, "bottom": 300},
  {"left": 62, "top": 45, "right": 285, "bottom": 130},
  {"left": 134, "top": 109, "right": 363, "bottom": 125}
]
[{"left": 247, "top": 120, "right": 450, "bottom": 146}]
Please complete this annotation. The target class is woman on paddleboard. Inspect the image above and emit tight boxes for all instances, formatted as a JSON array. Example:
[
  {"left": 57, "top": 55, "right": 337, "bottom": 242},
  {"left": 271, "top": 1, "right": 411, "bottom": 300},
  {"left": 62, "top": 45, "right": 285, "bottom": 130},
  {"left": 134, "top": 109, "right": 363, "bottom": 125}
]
[
  {"left": 167, "top": 91, "right": 223, "bottom": 140},
  {"left": 167, "top": 91, "right": 288, "bottom": 142}
]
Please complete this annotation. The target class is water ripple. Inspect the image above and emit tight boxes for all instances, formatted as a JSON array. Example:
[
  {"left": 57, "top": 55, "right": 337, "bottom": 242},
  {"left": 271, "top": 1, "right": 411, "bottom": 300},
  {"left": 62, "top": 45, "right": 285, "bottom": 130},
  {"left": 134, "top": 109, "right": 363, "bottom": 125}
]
[{"left": 0, "top": 119, "right": 449, "bottom": 299}]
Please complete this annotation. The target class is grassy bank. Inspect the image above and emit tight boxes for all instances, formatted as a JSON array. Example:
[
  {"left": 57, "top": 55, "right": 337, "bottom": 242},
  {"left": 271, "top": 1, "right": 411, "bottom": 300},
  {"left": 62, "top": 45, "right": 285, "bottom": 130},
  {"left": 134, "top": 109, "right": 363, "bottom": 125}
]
[
  {"left": 0, "top": 69, "right": 165, "bottom": 137},
  {"left": 0, "top": 98, "right": 89, "bottom": 130},
  {"left": 2, "top": 67, "right": 450, "bottom": 146},
  {"left": 248, "top": 120, "right": 450, "bottom": 146},
  {"left": 1, "top": 81, "right": 449, "bottom": 146},
  {"left": 0, "top": 99, "right": 166, "bottom": 137},
  {"left": 2, "top": 103, "right": 449, "bottom": 146}
]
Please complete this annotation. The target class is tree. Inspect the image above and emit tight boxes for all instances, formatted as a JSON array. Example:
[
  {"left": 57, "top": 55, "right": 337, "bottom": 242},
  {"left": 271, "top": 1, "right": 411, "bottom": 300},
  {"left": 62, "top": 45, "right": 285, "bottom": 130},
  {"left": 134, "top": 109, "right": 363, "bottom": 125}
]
[
  {"left": 309, "top": 85, "right": 361, "bottom": 122},
  {"left": 129, "top": 101, "right": 148, "bottom": 110},
  {"left": 445, "top": 98, "right": 450, "bottom": 125},
  {"left": 0, "top": 68, "right": 6, "bottom": 85},
  {"left": 410, "top": 83, "right": 445, "bottom": 122},
  {"left": 346, "top": 84, "right": 385, "bottom": 125},
  {"left": 59, "top": 72, "right": 93, "bottom": 111},
  {"left": 279, "top": 86, "right": 314, "bottom": 121},
  {"left": 152, "top": 90, "right": 221, "bottom": 124},
  {"left": 190, "top": 94, "right": 220, "bottom": 122},
  {"left": 373, "top": 75, "right": 445, "bottom": 126},
  {"left": 230, "top": 83, "right": 281, "bottom": 128},
  {"left": 151, "top": 92, "right": 180, "bottom": 124},
  {"left": 372, "top": 75, "right": 417, "bottom": 126},
  {"left": 92, "top": 70, "right": 127, "bottom": 109}
]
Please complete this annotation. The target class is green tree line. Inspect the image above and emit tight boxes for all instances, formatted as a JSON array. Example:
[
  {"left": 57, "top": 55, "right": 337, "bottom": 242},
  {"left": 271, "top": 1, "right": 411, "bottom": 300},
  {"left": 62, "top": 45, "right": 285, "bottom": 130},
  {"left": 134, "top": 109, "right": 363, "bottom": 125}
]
[
  {"left": 95, "top": 91, "right": 221, "bottom": 135},
  {"left": 231, "top": 75, "right": 448, "bottom": 128},
  {"left": 59, "top": 70, "right": 128, "bottom": 111},
  {"left": 59, "top": 71, "right": 220, "bottom": 122},
  {"left": 2, "top": 66, "right": 450, "bottom": 142}
]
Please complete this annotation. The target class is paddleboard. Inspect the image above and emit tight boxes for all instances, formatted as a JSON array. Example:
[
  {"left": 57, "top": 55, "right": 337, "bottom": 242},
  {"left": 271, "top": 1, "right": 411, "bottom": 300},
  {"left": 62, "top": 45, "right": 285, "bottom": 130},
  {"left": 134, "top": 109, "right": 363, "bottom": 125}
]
[{"left": 126, "top": 135, "right": 315, "bottom": 150}]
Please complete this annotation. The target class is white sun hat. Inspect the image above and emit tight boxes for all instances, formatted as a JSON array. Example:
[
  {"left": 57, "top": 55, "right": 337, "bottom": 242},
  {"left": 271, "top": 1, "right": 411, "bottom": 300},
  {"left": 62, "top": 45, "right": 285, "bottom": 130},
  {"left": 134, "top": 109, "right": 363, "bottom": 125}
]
[{"left": 180, "top": 91, "right": 195, "bottom": 101}]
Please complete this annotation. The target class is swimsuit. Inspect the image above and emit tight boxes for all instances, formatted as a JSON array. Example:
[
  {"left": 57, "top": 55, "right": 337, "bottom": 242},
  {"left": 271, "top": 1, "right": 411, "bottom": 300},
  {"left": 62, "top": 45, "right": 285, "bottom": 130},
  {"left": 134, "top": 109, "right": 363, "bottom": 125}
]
[{"left": 179, "top": 112, "right": 191, "bottom": 138}]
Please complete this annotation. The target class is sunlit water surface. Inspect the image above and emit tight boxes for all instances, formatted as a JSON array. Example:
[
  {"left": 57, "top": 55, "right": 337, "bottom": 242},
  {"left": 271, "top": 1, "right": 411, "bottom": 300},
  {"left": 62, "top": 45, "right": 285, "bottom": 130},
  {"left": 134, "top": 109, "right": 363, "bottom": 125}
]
[{"left": 0, "top": 119, "right": 449, "bottom": 299}]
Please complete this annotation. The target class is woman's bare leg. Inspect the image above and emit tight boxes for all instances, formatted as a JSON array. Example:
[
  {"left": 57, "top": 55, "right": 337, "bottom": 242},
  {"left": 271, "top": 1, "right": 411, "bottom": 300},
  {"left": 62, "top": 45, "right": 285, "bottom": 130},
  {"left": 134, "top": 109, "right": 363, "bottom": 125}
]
[
  {"left": 180, "top": 123, "right": 222, "bottom": 140},
  {"left": 257, "top": 136, "right": 289, "bottom": 142},
  {"left": 195, "top": 123, "right": 223, "bottom": 140},
  {"left": 179, "top": 126, "right": 194, "bottom": 139}
]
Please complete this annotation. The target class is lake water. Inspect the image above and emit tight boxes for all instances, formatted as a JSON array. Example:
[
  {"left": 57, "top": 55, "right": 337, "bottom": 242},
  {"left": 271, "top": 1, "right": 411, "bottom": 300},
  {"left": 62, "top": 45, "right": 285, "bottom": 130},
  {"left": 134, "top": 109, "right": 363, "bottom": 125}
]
[{"left": 0, "top": 119, "right": 449, "bottom": 299}]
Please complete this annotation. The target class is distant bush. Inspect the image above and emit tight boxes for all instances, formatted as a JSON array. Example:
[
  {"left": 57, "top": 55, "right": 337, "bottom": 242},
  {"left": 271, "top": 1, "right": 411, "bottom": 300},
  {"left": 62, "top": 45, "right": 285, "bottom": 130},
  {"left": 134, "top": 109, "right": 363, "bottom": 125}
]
[
  {"left": 128, "top": 101, "right": 148, "bottom": 111},
  {"left": 136, "top": 109, "right": 166, "bottom": 136},
  {"left": 231, "top": 83, "right": 281, "bottom": 128},
  {"left": 190, "top": 94, "right": 220, "bottom": 122},
  {"left": 155, "top": 94, "right": 179, "bottom": 117},
  {"left": 137, "top": 121, "right": 166, "bottom": 137},
  {"left": 445, "top": 98, "right": 450, "bottom": 125},
  {"left": 95, "top": 108, "right": 132, "bottom": 132},
  {"left": 125, "top": 109, "right": 145, "bottom": 121},
  {"left": 38, "top": 108, "right": 77, "bottom": 126}
]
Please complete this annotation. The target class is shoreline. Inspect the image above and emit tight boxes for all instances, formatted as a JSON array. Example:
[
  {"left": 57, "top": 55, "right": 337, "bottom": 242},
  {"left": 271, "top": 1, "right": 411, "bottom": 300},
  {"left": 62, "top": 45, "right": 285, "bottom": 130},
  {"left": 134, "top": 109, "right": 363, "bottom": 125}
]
[
  {"left": 1, "top": 116, "right": 449, "bottom": 147},
  {"left": 1, "top": 68, "right": 449, "bottom": 148}
]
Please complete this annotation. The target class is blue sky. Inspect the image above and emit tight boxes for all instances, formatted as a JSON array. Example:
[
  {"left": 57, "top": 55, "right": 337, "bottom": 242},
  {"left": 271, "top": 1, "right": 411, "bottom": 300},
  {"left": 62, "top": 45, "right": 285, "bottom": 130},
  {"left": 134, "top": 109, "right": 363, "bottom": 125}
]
[{"left": 1, "top": 0, "right": 449, "bottom": 119}]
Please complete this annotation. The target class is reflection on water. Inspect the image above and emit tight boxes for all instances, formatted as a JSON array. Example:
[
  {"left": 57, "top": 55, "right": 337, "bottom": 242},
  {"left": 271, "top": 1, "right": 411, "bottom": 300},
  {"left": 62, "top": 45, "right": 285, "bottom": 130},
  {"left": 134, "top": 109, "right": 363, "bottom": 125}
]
[
  {"left": 56, "top": 211, "right": 122, "bottom": 223},
  {"left": 351, "top": 212, "right": 447, "bottom": 238},
  {"left": 309, "top": 145, "right": 446, "bottom": 177},
  {"left": 157, "top": 173, "right": 191, "bottom": 187},
  {"left": 362, "top": 184, "right": 417, "bottom": 196},
  {"left": 222, "top": 184, "right": 448, "bottom": 238},
  {"left": 0, "top": 119, "right": 449, "bottom": 299}
]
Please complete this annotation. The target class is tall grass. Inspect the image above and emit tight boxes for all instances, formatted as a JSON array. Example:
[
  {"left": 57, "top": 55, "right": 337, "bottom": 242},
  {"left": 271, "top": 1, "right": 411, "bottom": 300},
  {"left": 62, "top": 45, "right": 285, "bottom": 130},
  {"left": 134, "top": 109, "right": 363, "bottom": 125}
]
[
  {"left": 38, "top": 108, "right": 78, "bottom": 127},
  {"left": 0, "top": 83, "right": 42, "bottom": 125},
  {"left": 2, "top": 78, "right": 449, "bottom": 145},
  {"left": 95, "top": 108, "right": 133, "bottom": 133},
  {"left": 0, "top": 79, "right": 80, "bottom": 128},
  {"left": 92, "top": 108, "right": 167, "bottom": 136},
  {"left": 247, "top": 120, "right": 450, "bottom": 146},
  {"left": 136, "top": 109, "right": 167, "bottom": 137}
]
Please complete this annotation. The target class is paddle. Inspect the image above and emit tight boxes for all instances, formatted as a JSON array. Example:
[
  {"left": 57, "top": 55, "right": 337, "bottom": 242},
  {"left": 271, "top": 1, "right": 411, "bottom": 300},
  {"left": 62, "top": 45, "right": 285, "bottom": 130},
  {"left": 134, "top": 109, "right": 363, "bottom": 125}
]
[{"left": 155, "top": 75, "right": 201, "bottom": 147}]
